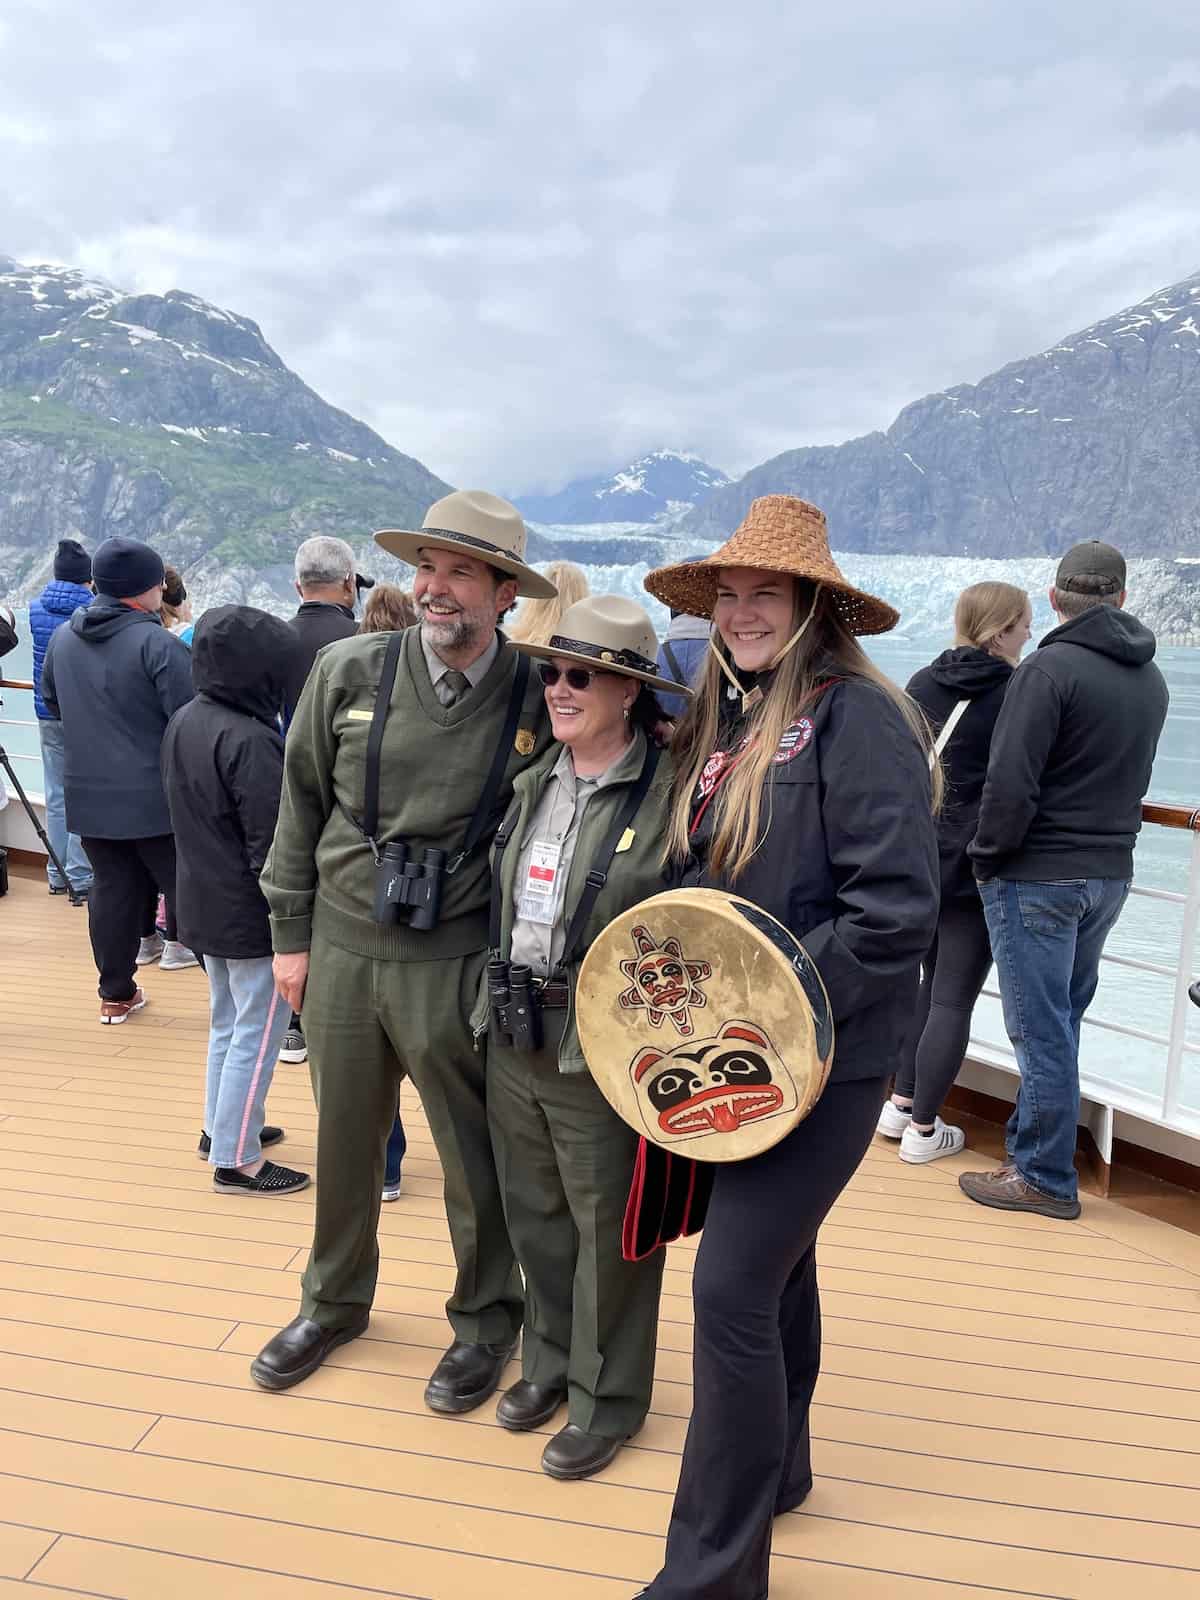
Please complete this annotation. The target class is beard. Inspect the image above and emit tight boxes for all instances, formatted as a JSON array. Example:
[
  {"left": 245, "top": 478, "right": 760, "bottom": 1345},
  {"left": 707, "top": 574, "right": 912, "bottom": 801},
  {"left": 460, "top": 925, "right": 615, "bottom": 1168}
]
[{"left": 417, "top": 594, "right": 492, "bottom": 655}]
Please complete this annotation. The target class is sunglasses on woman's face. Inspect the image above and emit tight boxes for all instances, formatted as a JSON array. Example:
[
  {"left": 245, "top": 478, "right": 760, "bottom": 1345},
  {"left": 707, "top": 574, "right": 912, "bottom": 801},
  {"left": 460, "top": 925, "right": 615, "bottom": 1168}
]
[{"left": 537, "top": 662, "right": 609, "bottom": 691}]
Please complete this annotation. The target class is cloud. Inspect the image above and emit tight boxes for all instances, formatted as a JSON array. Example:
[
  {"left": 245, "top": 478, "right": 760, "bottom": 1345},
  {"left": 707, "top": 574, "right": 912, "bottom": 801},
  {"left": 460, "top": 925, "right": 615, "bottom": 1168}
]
[{"left": 2, "top": 0, "right": 1200, "bottom": 493}]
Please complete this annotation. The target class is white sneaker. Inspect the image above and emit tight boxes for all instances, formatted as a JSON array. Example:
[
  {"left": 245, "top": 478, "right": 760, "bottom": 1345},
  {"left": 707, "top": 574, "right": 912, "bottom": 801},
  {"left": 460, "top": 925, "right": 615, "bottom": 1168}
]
[
  {"left": 876, "top": 1099, "right": 913, "bottom": 1139},
  {"left": 900, "top": 1117, "right": 966, "bottom": 1164},
  {"left": 136, "top": 933, "right": 165, "bottom": 966},
  {"left": 160, "top": 940, "right": 200, "bottom": 971},
  {"left": 381, "top": 1182, "right": 402, "bottom": 1202}
]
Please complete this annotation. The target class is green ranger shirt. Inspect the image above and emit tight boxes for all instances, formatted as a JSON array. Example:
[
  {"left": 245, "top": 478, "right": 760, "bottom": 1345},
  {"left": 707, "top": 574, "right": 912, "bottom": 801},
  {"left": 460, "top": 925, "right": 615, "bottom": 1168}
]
[{"left": 261, "top": 625, "right": 552, "bottom": 964}]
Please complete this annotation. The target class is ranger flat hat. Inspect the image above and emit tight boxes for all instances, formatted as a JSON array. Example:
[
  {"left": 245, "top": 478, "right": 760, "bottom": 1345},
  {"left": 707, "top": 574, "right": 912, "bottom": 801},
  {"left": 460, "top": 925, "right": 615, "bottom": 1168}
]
[
  {"left": 645, "top": 494, "right": 899, "bottom": 636},
  {"left": 375, "top": 490, "right": 557, "bottom": 599},
  {"left": 513, "top": 594, "right": 693, "bottom": 697}
]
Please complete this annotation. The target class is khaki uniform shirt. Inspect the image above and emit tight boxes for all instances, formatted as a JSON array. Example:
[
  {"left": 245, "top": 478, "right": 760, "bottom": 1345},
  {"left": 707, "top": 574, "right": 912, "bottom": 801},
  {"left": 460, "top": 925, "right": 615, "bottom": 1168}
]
[{"left": 509, "top": 731, "right": 645, "bottom": 977}]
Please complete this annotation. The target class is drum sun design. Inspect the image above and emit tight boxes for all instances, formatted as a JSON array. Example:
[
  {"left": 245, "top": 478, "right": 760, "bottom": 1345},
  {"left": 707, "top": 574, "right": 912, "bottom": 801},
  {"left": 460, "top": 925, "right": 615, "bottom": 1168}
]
[
  {"left": 631, "top": 1019, "right": 798, "bottom": 1144},
  {"left": 617, "top": 925, "right": 712, "bottom": 1037}
]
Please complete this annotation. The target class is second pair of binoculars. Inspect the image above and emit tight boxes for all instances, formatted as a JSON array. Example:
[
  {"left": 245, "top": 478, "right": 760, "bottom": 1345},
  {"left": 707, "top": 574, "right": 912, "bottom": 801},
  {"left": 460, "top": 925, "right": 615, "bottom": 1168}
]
[
  {"left": 373, "top": 840, "right": 446, "bottom": 930},
  {"left": 487, "top": 958, "right": 544, "bottom": 1052}
]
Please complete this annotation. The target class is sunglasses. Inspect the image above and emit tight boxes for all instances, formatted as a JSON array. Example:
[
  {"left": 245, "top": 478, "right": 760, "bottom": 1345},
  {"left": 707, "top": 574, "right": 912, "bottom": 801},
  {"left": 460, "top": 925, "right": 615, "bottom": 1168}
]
[{"left": 537, "top": 662, "right": 612, "bottom": 690}]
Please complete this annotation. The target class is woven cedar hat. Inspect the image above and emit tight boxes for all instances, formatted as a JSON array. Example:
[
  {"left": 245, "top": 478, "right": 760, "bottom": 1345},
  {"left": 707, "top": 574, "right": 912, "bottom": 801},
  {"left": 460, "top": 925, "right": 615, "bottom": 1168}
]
[
  {"left": 514, "top": 594, "right": 692, "bottom": 697},
  {"left": 644, "top": 495, "right": 899, "bottom": 636},
  {"left": 375, "top": 490, "right": 557, "bottom": 600}
]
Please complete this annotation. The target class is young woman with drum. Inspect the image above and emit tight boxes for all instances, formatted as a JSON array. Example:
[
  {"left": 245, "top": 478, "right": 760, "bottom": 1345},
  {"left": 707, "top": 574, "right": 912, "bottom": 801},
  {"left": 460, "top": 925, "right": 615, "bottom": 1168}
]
[
  {"left": 472, "top": 594, "right": 690, "bottom": 1481},
  {"left": 636, "top": 495, "right": 940, "bottom": 1600}
]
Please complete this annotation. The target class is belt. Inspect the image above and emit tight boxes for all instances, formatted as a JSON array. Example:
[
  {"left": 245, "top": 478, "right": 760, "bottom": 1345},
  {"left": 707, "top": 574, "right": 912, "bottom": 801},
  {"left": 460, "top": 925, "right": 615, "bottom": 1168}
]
[{"left": 534, "top": 981, "right": 570, "bottom": 1010}]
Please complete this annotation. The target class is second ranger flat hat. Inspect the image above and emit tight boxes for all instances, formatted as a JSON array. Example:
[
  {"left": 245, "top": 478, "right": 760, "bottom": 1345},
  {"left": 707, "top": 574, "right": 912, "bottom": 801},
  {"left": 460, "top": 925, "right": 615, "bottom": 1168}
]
[{"left": 375, "top": 490, "right": 557, "bottom": 599}]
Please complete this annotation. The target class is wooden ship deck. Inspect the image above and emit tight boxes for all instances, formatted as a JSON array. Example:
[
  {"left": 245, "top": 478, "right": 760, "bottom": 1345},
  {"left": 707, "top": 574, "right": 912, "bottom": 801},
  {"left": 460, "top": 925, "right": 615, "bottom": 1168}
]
[{"left": 2, "top": 868, "right": 1200, "bottom": 1600}]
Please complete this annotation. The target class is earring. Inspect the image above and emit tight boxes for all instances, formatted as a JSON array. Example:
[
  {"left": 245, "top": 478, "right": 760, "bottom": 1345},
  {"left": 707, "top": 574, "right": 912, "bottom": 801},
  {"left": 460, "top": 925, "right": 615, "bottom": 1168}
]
[{"left": 623, "top": 705, "right": 631, "bottom": 720}]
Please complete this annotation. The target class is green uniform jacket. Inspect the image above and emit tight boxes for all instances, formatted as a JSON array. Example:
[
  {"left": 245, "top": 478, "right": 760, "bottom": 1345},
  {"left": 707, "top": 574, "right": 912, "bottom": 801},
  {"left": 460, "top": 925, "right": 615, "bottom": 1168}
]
[
  {"left": 472, "top": 734, "right": 675, "bottom": 1072},
  {"left": 262, "top": 626, "right": 552, "bottom": 963}
]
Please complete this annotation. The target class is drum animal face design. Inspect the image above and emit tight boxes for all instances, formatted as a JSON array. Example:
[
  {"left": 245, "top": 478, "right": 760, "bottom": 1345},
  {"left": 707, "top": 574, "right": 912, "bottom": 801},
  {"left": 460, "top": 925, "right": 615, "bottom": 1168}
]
[
  {"left": 631, "top": 1019, "right": 797, "bottom": 1144},
  {"left": 618, "top": 925, "right": 712, "bottom": 1037}
]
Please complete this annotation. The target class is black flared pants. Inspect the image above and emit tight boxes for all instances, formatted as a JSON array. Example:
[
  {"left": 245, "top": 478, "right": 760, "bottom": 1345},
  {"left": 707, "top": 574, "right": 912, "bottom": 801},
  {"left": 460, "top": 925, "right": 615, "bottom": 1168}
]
[{"left": 643, "top": 1074, "right": 887, "bottom": 1600}]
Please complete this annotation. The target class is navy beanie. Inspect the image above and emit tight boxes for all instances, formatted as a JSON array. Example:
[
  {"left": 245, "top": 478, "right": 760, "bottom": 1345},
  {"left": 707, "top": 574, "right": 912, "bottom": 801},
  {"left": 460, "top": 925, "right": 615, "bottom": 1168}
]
[
  {"left": 93, "top": 537, "right": 166, "bottom": 600},
  {"left": 53, "top": 538, "right": 92, "bottom": 584}
]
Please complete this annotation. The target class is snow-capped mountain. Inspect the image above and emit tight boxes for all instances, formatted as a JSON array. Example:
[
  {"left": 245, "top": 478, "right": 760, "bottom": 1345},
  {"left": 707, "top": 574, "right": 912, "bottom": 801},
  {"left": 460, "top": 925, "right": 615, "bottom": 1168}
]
[
  {"left": 680, "top": 269, "right": 1200, "bottom": 557},
  {"left": 517, "top": 450, "right": 730, "bottom": 526}
]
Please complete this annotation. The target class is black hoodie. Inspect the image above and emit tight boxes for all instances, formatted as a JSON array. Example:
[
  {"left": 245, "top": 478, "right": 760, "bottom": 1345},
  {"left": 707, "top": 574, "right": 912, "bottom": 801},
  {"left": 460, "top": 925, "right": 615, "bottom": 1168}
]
[
  {"left": 970, "top": 606, "right": 1169, "bottom": 883},
  {"left": 907, "top": 647, "right": 1014, "bottom": 903},
  {"left": 41, "top": 595, "right": 194, "bottom": 838},
  {"left": 161, "top": 606, "right": 298, "bottom": 958}
]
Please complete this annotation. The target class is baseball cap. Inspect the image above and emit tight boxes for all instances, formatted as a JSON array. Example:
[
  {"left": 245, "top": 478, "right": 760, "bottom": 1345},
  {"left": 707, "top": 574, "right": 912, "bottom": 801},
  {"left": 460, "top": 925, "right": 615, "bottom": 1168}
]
[{"left": 1055, "top": 540, "right": 1126, "bottom": 596}]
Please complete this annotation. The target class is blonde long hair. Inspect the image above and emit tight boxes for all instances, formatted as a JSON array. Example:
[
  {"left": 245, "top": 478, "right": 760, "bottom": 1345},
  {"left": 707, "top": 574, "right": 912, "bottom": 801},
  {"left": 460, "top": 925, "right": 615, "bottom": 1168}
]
[
  {"left": 954, "top": 581, "right": 1028, "bottom": 651},
  {"left": 506, "top": 561, "right": 590, "bottom": 645},
  {"left": 666, "top": 580, "right": 940, "bottom": 880}
]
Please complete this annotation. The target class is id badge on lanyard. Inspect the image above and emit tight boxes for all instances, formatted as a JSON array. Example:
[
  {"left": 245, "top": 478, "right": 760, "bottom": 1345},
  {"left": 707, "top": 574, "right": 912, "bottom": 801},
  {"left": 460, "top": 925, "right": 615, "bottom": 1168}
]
[{"left": 516, "top": 839, "right": 564, "bottom": 925}]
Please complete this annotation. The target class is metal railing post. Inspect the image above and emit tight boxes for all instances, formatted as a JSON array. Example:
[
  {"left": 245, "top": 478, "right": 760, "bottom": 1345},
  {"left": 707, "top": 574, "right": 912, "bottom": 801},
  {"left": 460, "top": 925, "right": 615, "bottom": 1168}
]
[{"left": 1161, "top": 825, "right": 1200, "bottom": 1124}]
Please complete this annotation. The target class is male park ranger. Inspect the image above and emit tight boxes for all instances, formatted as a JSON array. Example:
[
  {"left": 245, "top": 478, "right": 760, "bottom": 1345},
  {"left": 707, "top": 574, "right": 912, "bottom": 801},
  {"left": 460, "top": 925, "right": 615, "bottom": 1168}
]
[{"left": 252, "top": 491, "right": 557, "bottom": 1407}]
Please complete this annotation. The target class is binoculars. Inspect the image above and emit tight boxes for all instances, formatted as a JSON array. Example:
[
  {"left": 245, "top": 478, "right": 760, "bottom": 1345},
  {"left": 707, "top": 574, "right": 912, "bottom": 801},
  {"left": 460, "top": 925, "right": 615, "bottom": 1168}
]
[
  {"left": 487, "top": 958, "right": 543, "bottom": 1052},
  {"left": 372, "top": 841, "right": 446, "bottom": 931}
]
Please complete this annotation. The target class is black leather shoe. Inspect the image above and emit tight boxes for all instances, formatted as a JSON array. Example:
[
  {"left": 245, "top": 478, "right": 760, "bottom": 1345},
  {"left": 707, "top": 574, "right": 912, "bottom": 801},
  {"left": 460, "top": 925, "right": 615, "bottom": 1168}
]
[
  {"left": 424, "top": 1338, "right": 516, "bottom": 1415},
  {"left": 541, "top": 1423, "right": 629, "bottom": 1480},
  {"left": 496, "top": 1379, "right": 566, "bottom": 1432},
  {"left": 199, "top": 1126, "right": 283, "bottom": 1160},
  {"left": 249, "top": 1311, "right": 369, "bottom": 1391}
]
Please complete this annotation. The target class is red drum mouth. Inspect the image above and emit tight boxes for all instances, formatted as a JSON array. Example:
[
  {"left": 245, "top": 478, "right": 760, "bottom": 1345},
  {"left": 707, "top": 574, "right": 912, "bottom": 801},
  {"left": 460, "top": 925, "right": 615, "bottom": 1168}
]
[
  {"left": 659, "top": 1084, "right": 785, "bottom": 1137},
  {"left": 644, "top": 985, "right": 687, "bottom": 1008}
]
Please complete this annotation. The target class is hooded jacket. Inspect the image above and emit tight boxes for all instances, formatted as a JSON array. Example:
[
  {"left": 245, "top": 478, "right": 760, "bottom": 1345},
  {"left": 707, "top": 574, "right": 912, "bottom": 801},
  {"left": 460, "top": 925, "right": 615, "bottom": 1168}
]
[
  {"left": 970, "top": 606, "right": 1169, "bottom": 882},
  {"left": 41, "top": 596, "right": 195, "bottom": 838},
  {"left": 906, "top": 647, "right": 1014, "bottom": 903},
  {"left": 283, "top": 600, "right": 359, "bottom": 723},
  {"left": 28, "top": 580, "right": 95, "bottom": 720},
  {"left": 681, "top": 672, "right": 940, "bottom": 1081},
  {"left": 161, "top": 606, "right": 297, "bottom": 959}
]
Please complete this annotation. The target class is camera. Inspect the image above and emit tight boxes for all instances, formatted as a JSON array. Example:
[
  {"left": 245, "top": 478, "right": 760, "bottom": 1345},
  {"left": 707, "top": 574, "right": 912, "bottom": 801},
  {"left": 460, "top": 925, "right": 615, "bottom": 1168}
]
[
  {"left": 487, "top": 958, "right": 543, "bottom": 1052},
  {"left": 372, "top": 841, "right": 446, "bottom": 930}
]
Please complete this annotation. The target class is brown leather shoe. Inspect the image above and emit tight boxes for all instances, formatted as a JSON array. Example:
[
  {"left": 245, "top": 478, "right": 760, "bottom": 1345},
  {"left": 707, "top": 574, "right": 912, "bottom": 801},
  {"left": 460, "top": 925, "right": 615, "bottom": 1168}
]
[
  {"left": 424, "top": 1339, "right": 516, "bottom": 1415},
  {"left": 249, "top": 1310, "right": 369, "bottom": 1390},
  {"left": 496, "top": 1379, "right": 566, "bottom": 1432},
  {"left": 958, "top": 1166, "right": 1081, "bottom": 1219},
  {"left": 541, "top": 1423, "right": 630, "bottom": 1480}
]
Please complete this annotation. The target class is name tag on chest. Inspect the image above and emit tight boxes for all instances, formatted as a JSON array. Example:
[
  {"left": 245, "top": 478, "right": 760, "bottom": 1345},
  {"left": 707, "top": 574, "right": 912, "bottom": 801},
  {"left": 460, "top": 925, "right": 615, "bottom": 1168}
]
[{"left": 516, "top": 840, "right": 563, "bottom": 925}]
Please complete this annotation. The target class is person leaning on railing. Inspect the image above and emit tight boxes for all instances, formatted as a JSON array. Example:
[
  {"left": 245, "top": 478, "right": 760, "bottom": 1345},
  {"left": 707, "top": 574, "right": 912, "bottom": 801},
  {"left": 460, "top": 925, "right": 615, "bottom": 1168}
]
[{"left": 963, "top": 541, "right": 1170, "bottom": 1220}]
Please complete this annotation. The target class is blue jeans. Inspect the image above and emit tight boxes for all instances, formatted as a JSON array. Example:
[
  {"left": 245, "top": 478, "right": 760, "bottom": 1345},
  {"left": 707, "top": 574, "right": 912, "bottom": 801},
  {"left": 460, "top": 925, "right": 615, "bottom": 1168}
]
[
  {"left": 385, "top": 1107, "right": 407, "bottom": 1186},
  {"left": 204, "top": 956, "right": 290, "bottom": 1168},
  {"left": 979, "top": 877, "right": 1130, "bottom": 1202},
  {"left": 38, "top": 720, "right": 92, "bottom": 891}
]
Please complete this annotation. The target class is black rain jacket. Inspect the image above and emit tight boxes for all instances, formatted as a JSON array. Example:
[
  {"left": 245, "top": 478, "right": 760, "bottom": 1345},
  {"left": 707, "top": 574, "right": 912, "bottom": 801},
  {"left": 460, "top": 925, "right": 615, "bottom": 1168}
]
[
  {"left": 970, "top": 607, "right": 1169, "bottom": 882},
  {"left": 41, "top": 596, "right": 194, "bottom": 839},
  {"left": 283, "top": 600, "right": 359, "bottom": 723},
  {"left": 681, "top": 670, "right": 940, "bottom": 1081},
  {"left": 907, "top": 647, "right": 1013, "bottom": 903},
  {"left": 162, "top": 606, "right": 297, "bottom": 959}
]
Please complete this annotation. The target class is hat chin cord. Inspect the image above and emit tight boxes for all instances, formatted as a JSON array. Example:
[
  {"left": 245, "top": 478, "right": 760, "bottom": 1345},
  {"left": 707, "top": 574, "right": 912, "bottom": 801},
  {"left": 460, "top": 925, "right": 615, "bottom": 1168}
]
[{"left": 708, "top": 585, "right": 823, "bottom": 714}]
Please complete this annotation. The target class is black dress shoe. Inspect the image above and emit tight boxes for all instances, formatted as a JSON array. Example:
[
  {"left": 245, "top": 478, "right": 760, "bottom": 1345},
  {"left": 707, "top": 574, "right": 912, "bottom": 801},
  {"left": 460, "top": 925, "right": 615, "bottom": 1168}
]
[
  {"left": 249, "top": 1311, "right": 369, "bottom": 1391},
  {"left": 541, "top": 1422, "right": 629, "bottom": 1480},
  {"left": 496, "top": 1378, "right": 566, "bottom": 1431},
  {"left": 424, "top": 1338, "right": 516, "bottom": 1415},
  {"left": 198, "top": 1126, "right": 283, "bottom": 1160}
]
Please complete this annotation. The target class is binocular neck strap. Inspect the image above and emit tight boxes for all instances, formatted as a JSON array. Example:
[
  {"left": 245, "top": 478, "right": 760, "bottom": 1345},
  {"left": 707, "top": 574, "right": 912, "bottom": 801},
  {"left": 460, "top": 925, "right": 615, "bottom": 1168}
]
[
  {"left": 449, "top": 649, "right": 531, "bottom": 874},
  {"left": 360, "top": 629, "right": 406, "bottom": 854}
]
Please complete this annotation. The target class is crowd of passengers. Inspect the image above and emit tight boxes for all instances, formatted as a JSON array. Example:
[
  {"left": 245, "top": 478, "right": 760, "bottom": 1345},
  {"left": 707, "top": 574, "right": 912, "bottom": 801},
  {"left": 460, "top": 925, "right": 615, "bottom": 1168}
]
[{"left": 1, "top": 493, "right": 1168, "bottom": 1600}]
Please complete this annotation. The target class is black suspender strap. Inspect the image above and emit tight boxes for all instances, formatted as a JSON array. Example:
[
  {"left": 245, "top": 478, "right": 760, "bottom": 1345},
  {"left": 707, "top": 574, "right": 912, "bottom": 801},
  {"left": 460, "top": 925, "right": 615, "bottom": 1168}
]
[
  {"left": 488, "top": 740, "right": 661, "bottom": 969},
  {"left": 446, "top": 649, "right": 531, "bottom": 875},
  {"left": 360, "top": 629, "right": 405, "bottom": 853},
  {"left": 661, "top": 641, "right": 684, "bottom": 684}
]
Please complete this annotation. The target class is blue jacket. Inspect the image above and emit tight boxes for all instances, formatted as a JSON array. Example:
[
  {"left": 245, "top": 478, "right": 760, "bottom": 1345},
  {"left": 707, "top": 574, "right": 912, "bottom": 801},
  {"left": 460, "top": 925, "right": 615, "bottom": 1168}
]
[
  {"left": 28, "top": 581, "right": 95, "bottom": 720},
  {"left": 654, "top": 615, "right": 710, "bottom": 719},
  {"left": 42, "top": 596, "right": 195, "bottom": 839}
]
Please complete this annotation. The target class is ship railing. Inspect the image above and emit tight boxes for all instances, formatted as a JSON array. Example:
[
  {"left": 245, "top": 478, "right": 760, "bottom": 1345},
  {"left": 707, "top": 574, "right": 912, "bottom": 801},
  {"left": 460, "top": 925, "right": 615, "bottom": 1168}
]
[
  {"left": 0, "top": 677, "right": 44, "bottom": 802},
  {"left": 7, "top": 674, "right": 1200, "bottom": 1142}
]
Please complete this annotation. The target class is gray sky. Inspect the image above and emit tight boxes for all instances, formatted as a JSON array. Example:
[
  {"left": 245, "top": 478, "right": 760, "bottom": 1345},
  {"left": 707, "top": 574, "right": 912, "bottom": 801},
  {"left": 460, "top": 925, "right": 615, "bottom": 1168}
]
[{"left": 3, "top": 0, "right": 1200, "bottom": 493}]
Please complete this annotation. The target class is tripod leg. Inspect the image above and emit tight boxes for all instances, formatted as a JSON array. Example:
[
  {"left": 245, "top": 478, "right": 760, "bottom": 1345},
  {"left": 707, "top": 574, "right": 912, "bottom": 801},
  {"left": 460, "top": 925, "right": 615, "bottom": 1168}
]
[{"left": 0, "top": 745, "right": 81, "bottom": 902}]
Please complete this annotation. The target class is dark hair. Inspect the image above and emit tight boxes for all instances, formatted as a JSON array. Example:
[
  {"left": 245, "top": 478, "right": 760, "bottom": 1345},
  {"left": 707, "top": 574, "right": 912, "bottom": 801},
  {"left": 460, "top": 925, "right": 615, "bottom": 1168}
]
[
  {"left": 630, "top": 683, "right": 667, "bottom": 736},
  {"left": 162, "top": 565, "right": 187, "bottom": 608}
]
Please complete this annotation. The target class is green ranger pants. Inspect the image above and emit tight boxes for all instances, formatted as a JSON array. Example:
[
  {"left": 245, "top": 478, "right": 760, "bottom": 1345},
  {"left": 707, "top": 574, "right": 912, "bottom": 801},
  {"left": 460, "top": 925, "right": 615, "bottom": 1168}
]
[
  {"left": 299, "top": 931, "right": 523, "bottom": 1344},
  {"left": 487, "top": 1015, "right": 665, "bottom": 1438}
]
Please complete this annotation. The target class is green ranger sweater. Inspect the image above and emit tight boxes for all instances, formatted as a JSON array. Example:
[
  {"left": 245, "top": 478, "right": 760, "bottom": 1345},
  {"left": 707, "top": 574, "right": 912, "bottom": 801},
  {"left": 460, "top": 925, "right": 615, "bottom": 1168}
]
[
  {"left": 262, "top": 626, "right": 552, "bottom": 962},
  {"left": 471, "top": 735, "right": 675, "bottom": 1072}
]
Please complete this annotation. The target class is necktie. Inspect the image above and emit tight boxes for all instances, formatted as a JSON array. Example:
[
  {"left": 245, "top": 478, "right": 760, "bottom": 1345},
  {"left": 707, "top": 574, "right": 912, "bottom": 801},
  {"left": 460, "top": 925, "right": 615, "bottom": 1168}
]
[{"left": 437, "top": 669, "right": 471, "bottom": 708}]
